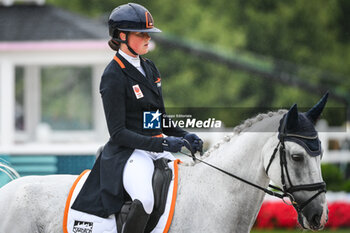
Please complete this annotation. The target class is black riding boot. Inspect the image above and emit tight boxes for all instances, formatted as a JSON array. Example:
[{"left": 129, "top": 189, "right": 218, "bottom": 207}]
[{"left": 121, "top": 199, "right": 150, "bottom": 233}]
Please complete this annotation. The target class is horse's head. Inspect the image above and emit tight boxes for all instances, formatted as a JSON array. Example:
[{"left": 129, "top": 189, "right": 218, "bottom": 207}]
[{"left": 265, "top": 93, "right": 329, "bottom": 231}]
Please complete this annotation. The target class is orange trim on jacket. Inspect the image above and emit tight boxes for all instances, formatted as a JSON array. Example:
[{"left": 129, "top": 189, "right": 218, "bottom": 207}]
[{"left": 113, "top": 55, "right": 125, "bottom": 69}]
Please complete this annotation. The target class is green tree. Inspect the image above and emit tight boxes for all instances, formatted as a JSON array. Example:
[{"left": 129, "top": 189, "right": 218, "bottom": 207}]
[{"left": 46, "top": 0, "right": 350, "bottom": 125}]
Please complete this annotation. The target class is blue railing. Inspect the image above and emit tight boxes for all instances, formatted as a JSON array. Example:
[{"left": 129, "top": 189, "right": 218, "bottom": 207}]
[{"left": 0, "top": 155, "right": 96, "bottom": 187}]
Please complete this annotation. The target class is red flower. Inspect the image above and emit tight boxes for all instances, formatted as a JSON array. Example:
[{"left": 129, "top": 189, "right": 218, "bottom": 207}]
[
  {"left": 256, "top": 202, "right": 298, "bottom": 229},
  {"left": 256, "top": 201, "right": 350, "bottom": 229},
  {"left": 326, "top": 202, "right": 350, "bottom": 229}
]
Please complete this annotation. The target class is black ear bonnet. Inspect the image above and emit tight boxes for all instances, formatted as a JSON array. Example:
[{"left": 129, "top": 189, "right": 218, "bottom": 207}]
[
  {"left": 278, "top": 92, "right": 329, "bottom": 157},
  {"left": 278, "top": 111, "right": 321, "bottom": 156}
]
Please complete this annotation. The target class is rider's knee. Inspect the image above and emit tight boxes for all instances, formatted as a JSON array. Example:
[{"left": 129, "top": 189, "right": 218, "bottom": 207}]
[{"left": 137, "top": 197, "right": 154, "bottom": 214}]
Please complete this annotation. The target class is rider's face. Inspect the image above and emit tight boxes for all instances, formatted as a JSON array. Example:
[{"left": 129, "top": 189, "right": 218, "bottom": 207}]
[{"left": 120, "top": 32, "right": 151, "bottom": 57}]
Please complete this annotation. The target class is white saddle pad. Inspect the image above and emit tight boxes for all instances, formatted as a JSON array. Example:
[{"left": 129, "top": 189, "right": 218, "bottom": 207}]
[{"left": 63, "top": 160, "right": 181, "bottom": 233}]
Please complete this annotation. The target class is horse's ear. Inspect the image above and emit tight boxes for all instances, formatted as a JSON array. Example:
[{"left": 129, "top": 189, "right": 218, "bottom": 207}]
[
  {"left": 286, "top": 104, "right": 299, "bottom": 130},
  {"left": 306, "top": 92, "right": 329, "bottom": 124}
]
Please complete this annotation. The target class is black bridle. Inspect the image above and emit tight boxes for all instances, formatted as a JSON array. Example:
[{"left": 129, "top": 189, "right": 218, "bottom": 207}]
[
  {"left": 181, "top": 137, "right": 326, "bottom": 213},
  {"left": 265, "top": 140, "right": 326, "bottom": 212}
]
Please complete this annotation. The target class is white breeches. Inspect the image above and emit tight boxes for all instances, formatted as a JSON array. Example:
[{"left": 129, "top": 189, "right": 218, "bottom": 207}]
[{"left": 122, "top": 149, "right": 175, "bottom": 214}]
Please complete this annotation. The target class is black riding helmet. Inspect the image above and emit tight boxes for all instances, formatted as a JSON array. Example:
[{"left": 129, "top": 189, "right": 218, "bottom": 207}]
[{"left": 108, "top": 3, "right": 161, "bottom": 55}]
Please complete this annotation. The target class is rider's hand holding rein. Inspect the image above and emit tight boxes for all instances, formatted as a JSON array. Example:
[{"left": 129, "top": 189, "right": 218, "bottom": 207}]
[
  {"left": 162, "top": 134, "right": 204, "bottom": 154},
  {"left": 162, "top": 137, "right": 184, "bottom": 152},
  {"left": 184, "top": 133, "right": 203, "bottom": 154}
]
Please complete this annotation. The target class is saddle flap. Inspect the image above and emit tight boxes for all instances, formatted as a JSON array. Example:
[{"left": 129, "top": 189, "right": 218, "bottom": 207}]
[{"left": 146, "top": 158, "right": 173, "bottom": 232}]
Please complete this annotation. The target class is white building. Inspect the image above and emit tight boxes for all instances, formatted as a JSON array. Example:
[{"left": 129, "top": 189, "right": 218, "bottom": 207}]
[{"left": 0, "top": 0, "right": 113, "bottom": 156}]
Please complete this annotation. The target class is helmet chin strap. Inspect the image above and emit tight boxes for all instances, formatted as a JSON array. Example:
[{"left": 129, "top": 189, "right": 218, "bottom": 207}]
[
  {"left": 113, "top": 32, "right": 138, "bottom": 56},
  {"left": 126, "top": 45, "right": 138, "bottom": 56}
]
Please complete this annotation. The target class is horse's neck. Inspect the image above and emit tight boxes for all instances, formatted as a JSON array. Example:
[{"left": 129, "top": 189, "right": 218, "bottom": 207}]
[{"left": 174, "top": 121, "right": 279, "bottom": 232}]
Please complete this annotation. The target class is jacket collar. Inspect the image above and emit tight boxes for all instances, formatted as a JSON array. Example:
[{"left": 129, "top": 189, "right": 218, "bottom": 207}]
[{"left": 118, "top": 50, "right": 142, "bottom": 69}]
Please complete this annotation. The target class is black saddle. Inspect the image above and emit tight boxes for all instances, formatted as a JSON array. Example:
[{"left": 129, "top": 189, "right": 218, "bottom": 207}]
[{"left": 116, "top": 158, "right": 173, "bottom": 233}]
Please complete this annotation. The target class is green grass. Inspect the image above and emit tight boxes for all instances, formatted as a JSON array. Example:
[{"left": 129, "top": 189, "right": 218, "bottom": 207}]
[{"left": 251, "top": 229, "right": 349, "bottom": 233}]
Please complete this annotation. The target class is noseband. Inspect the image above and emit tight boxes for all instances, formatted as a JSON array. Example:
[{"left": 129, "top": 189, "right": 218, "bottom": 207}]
[{"left": 265, "top": 140, "right": 326, "bottom": 212}]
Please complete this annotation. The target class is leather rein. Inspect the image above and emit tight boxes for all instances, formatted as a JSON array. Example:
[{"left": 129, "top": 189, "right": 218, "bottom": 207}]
[{"left": 180, "top": 137, "right": 326, "bottom": 213}]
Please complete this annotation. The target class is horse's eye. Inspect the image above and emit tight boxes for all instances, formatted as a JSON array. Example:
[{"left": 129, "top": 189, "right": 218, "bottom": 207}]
[{"left": 291, "top": 153, "right": 304, "bottom": 162}]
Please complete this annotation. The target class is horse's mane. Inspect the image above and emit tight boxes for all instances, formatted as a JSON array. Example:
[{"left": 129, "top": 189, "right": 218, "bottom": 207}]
[{"left": 182, "top": 109, "right": 287, "bottom": 166}]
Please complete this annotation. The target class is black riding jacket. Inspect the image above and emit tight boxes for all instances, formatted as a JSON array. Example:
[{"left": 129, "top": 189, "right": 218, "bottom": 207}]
[{"left": 71, "top": 52, "right": 187, "bottom": 217}]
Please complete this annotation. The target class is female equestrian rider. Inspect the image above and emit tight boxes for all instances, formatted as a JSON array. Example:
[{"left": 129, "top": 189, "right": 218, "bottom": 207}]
[{"left": 72, "top": 3, "right": 203, "bottom": 233}]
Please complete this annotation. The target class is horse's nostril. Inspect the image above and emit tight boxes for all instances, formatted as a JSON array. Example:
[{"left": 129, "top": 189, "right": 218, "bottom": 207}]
[{"left": 311, "top": 214, "right": 321, "bottom": 227}]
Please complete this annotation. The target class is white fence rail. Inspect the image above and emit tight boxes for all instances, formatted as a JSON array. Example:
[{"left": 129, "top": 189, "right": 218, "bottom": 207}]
[{"left": 317, "top": 120, "right": 350, "bottom": 163}]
